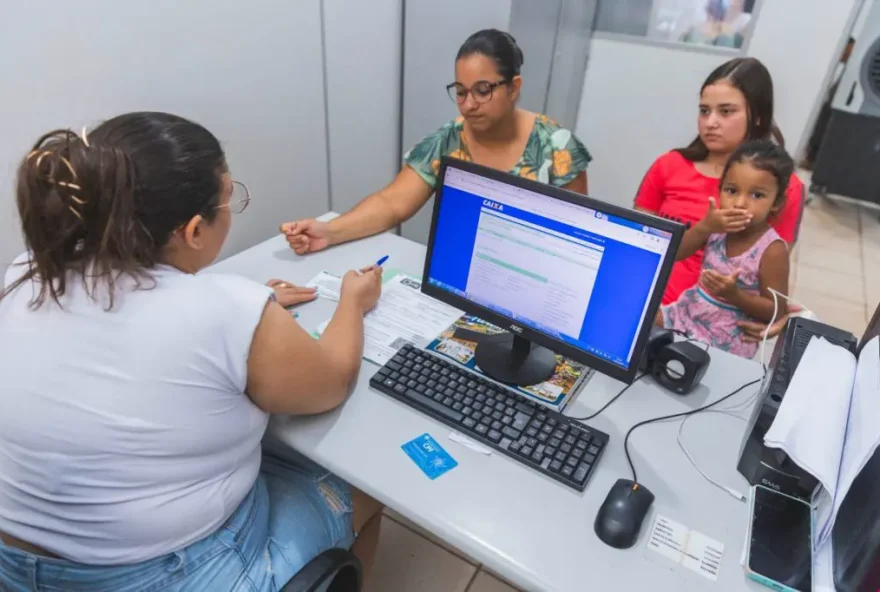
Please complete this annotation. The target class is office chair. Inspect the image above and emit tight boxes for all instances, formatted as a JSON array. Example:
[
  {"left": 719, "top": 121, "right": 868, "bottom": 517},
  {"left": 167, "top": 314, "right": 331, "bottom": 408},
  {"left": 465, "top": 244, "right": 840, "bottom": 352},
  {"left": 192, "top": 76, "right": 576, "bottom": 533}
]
[{"left": 280, "top": 548, "right": 363, "bottom": 592}]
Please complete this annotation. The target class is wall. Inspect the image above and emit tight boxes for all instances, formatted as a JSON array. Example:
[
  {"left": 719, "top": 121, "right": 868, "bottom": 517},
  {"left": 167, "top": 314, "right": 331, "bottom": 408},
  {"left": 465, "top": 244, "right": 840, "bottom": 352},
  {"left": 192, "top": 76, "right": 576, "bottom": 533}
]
[
  {"left": 0, "top": 0, "right": 332, "bottom": 269},
  {"left": 576, "top": 0, "right": 862, "bottom": 208},
  {"left": 400, "top": 0, "right": 512, "bottom": 243},
  {"left": 323, "top": 0, "right": 403, "bottom": 214}
]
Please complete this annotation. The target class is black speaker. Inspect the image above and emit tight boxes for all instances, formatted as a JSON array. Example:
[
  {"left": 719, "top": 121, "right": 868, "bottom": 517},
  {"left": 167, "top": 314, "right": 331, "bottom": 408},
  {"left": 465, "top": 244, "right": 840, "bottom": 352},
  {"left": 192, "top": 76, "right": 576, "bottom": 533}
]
[
  {"left": 639, "top": 327, "right": 675, "bottom": 373},
  {"left": 652, "top": 342, "right": 711, "bottom": 395}
]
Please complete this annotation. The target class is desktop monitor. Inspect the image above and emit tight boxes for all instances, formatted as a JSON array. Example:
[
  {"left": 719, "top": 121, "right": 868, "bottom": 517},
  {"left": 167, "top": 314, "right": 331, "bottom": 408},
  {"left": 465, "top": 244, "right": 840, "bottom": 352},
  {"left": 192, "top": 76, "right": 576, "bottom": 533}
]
[{"left": 421, "top": 157, "right": 684, "bottom": 386}]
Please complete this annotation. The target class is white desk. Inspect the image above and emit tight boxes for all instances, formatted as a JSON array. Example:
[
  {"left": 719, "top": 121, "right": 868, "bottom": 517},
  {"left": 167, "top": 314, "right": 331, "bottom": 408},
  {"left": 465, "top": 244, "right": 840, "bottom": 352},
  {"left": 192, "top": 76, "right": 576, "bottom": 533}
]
[{"left": 210, "top": 213, "right": 765, "bottom": 592}]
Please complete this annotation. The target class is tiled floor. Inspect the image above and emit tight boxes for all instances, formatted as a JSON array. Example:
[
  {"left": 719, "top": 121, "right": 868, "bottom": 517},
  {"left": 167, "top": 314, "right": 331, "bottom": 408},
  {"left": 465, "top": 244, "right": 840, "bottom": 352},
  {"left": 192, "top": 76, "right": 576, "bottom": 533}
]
[{"left": 364, "top": 187, "right": 880, "bottom": 592}]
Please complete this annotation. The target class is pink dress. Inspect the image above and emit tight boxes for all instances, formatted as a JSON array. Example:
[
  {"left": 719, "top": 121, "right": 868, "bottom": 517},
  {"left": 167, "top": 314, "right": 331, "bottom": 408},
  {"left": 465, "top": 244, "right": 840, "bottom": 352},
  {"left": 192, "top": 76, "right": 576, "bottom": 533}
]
[{"left": 661, "top": 228, "right": 785, "bottom": 359}]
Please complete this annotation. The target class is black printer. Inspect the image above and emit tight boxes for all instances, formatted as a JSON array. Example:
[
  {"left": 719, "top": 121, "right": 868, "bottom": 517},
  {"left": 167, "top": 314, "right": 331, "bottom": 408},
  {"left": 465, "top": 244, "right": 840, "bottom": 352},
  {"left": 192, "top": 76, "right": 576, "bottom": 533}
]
[{"left": 736, "top": 316, "right": 858, "bottom": 501}]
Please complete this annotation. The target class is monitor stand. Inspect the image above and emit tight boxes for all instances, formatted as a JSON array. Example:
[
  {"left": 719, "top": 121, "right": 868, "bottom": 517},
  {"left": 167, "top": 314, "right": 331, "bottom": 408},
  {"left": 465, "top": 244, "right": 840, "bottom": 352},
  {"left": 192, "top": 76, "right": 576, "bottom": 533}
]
[{"left": 474, "top": 333, "right": 557, "bottom": 387}]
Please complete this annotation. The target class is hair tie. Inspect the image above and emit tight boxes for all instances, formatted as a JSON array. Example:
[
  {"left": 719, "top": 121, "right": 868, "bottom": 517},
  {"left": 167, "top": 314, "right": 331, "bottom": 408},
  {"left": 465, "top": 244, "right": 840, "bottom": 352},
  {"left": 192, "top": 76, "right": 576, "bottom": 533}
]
[{"left": 81, "top": 126, "right": 90, "bottom": 147}]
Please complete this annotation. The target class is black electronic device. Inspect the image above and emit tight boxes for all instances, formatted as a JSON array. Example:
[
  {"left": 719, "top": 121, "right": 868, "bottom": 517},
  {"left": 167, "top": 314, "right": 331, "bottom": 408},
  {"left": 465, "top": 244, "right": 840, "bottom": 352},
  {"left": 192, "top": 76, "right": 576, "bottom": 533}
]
[
  {"left": 370, "top": 344, "right": 609, "bottom": 492},
  {"left": 594, "top": 479, "right": 655, "bottom": 549},
  {"left": 745, "top": 485, "right": 812, "bottom": 591},
  {"left": 651, "top": 341, "right": 710, "bottom": 395},
  {"left": 737, "top": 317, "right": 858, "bottom": 500},
  {"left": 420, "top": 158, "right": 684, "bottom": 387},
  {"left": 639, "top": 327, "right": 675, "bottom": 373}
]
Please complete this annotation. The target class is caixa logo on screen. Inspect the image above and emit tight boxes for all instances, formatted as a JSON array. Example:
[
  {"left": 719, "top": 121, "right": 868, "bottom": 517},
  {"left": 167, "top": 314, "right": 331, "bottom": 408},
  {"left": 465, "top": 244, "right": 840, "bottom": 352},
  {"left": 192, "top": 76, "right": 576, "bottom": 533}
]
[{"left": 483, "top": 199, "right": 503, "bottom": 212}]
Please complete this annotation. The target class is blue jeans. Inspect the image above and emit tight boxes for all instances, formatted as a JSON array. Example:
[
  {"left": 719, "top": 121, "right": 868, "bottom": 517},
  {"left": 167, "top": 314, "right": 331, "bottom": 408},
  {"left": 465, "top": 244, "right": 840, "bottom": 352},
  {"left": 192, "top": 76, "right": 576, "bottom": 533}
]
[{"left": 0, "top": 450, "right": 355, "bottom": 591}]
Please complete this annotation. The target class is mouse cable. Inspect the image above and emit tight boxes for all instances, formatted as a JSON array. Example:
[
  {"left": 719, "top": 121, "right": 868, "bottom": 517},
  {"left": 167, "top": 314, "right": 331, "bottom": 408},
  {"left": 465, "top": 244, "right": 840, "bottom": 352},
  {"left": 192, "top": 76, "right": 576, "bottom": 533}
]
[
  {"left": 677, "top": 410, "right": 748, "bottom": 502},
  {"left": 624, "top": 377, "right": 761, "bottom": 486},
  {"left": 567, "top": 372, "right": 650, "bottom": 422}
]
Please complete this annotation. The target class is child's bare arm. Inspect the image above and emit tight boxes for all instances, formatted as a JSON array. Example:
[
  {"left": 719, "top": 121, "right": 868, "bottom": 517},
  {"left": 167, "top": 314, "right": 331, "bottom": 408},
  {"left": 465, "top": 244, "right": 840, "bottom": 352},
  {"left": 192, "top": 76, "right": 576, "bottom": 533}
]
[{"left": 725, "top": 241, "right": 790, "bottom": 322}]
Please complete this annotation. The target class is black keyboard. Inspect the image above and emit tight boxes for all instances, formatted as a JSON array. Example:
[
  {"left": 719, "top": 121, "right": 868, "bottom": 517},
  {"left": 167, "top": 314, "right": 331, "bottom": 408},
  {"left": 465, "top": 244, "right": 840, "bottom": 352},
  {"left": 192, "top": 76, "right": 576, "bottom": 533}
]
[{"left": 369, "top": 344, "right": 609, "bottom": 492}]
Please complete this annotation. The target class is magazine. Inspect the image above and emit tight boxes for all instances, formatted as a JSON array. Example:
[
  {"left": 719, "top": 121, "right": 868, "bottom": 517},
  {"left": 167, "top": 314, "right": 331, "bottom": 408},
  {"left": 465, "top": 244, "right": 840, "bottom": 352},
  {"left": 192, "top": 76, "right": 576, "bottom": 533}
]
[{"left": 425, "top": 314, "right": 593, "bottom": 412}]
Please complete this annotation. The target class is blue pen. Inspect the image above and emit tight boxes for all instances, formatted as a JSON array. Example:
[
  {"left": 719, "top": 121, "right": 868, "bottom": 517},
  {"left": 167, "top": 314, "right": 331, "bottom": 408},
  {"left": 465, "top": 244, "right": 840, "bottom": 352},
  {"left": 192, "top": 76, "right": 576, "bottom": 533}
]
[{"left": 376, "top": 255, "right": 389, "bottom": 267}]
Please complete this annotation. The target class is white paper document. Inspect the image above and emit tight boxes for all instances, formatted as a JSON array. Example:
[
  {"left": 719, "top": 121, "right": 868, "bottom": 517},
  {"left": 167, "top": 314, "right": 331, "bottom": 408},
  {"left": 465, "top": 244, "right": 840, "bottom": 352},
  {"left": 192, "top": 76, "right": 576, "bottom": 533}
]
[
  {"left": 314, "top": 274, "right": 463, "bottom": 366},
  {"left": 646, "top": 515, "right": 724, "bottom": 581},
  {"left": 763, "top": 336, "right": 880, "bottom": 550},
  {"left": 763, "top": 338, "right": 856, "bottom": 500},
  {"left": 305, "top": 271, "right": 342, "bottom": 301}
]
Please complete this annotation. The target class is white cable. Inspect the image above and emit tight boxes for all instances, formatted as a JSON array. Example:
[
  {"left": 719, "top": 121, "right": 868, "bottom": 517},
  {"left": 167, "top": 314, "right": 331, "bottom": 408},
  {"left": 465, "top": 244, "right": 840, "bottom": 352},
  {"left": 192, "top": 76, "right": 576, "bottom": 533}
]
[{"left": 677, "top": 410, "right": 748, "bottom": 502}]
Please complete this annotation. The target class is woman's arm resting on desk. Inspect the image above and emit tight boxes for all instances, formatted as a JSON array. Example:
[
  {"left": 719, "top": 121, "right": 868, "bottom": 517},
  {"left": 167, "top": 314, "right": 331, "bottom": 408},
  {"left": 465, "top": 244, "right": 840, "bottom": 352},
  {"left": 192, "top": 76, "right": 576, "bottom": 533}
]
[
  {"left": 280, "top": 167, "right": 433, "bottom": 255},
  {"left": 246, "top": 268, "right": 382, "bottom": 415}
]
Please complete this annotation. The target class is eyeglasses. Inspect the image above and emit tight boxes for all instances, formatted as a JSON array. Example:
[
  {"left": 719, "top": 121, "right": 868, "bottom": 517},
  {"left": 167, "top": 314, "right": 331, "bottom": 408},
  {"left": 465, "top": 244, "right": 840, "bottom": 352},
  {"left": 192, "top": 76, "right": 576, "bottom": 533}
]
[
  {"left": 446, "top": 79, "right": 510, "bottom": 104},
  {"left": 216, "top": 180, "right": 251, "bottom": 214}
]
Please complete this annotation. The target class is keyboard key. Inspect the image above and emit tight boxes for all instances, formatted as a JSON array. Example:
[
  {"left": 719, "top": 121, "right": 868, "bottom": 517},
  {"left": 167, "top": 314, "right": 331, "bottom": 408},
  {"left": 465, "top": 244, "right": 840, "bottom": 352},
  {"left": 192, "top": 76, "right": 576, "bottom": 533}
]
[
  {"left": 576, "top": 439, "right": 589, "bottom": 450},
  {"left": 526, "top": 437, "right": 538, "bottom": 448},
  {"left": 537, "top": 432, "right": 548, "bottom": 443},
  {"left": 427, "top": 379, "right": 436, "bottom": 388},
  {"left": 566, "top": 456, "right": 578, "bottom": 468},
  {"left": 515, "top": 402, "right": 535, "bottom": 415},
  {"left": 386, "top": 361, "right": 402, "bottom": 371},
  {"left": 504, "top": 407, "right": 515, "bottom": 416},
  {"left": 453, "top": 402, "right": 463, "bottom": 411},
  {"left": 488, "top": 430, "right": 502, "bottom": 443},
  {"left": 415, "top": 384, "right": 426, "bottom": 394},
  {"left": 475, "top": 424, "right": 489, "bottom": 435},
  {"left": 537, "top": 413, "right": 548, "bottom": 422},
  {"left": 383, "top": 378, "right": 395, "bottom": 389},
  {"left": 535, "top": 444, "right": 546, "bottom": 457},
  {"left": 433, "top": 392, "right": 444, "bottom": 402},
  {"left": 540, "top": 458, "right": 551, "bottom": 470},
  {"left": 574, "top": 465, "right": 589, "bottom": 484},
  {"left": 443, "top": 397, "right": 454, "bottom": 406},
  {"left": 588, "top": 445, "right": 601, "bottom": 456},
  {"left": 562, "top": 466, "right": 574, "bottom": 478},
  {"left": 554, "top": 451, "right": 566, "bottom": 462},
  {"left": 549, "top": 460, "right": 563, "bottom": 472},
  {"left": 541, "top": 425, "right": 553, "bottom": 435},
  {"left": 561, "top": 443, "right": 572, "bottom": 454},
  {"left": 491, "top": 421, "right": 502, "bottom": 431},
  {"left": 472, "top": 412, "right": 483, "bottom": 422},
  {"left": 509, "top": 440, "right": 521, "bottom": 453},
  {"left": 406, "top": 379, "right": 417, "bottom": 388},
  {"left": 463, "top": 396, "right": 474, "bottom": 406},
  {"left": 526, "top": 427, "right": 539, "bottom": 438},
  {"left": 530, "top": 451, "right": 543, "bottom": 464},
  {"left": 549, "top": 437, "right": 561, "bottom": 448},
  {"left": 583, "top": 453, "right": 596, "bottom": 464},
  {"left": 394, "top": 384, "right": 406, "bottom": 394},
  {"left": 564, "top": 435, "right": 577, "bottom": 446},
  {"left": 492, "top": 410, "right": 503, "bottom": 421},
  {"left": 552, "top": 429, "right": 565, "bottom": 440},
  {"left": 571, "top": 447, "right": 583, "bottom": 461},
  {"left": 476, "top": 393, "right": 486, "bottom": 403},
  {"left": 463, "top": 418, "right": 476, "bottom": 429},
  {"left": 453, "top": 393, "right": 464, "bottom": 402},
  {"left": 502, "top": 427, "right": 520, "bottom": 440},
  {"left": 512, "top": 413, "right": 531, "bottom": 431},
  {"left": 521, "top": 446, "right": 533, "bottom": 457},
  {"left": 462, "top": 407, "right": 472, "bottom": 417},
  {"left": 501, "top": 416, "right": 513, "bottom": 426},
  {"left": 481, "top": 416, "right": 492, "bottom": 426},
  {"left": 545, "top": 446, "right": 557, "bottom": 458}
]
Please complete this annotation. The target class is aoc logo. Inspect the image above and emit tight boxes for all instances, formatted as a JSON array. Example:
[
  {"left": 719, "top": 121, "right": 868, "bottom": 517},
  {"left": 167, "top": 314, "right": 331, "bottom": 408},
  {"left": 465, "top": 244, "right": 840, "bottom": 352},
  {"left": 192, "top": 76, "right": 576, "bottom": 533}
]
[
  {"left": 483, "top": 200, "right": 503, "bottom": 212},
  {"left": 509, "top": 325, "right": 523, "bottom": 334}
]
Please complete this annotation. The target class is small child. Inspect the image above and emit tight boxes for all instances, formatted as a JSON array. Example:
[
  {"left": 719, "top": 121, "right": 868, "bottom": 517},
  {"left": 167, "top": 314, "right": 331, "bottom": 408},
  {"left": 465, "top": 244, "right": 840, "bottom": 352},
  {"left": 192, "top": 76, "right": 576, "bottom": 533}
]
[{"left": 656, "top": 140, "right": 793, "bottom": 358}]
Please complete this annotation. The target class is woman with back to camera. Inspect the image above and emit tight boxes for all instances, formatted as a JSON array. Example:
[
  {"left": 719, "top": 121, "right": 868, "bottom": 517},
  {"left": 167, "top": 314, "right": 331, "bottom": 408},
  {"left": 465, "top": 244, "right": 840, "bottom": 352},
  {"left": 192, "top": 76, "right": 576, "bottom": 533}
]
[
  {"left": 635, "top": 57, "right": 805, "bottom": 341},
  {"left": 280, "top": 29, "right": 592, "bottom": 253},
  {"left": 0, "top": 112, "right": 384, "bottom": 591}
]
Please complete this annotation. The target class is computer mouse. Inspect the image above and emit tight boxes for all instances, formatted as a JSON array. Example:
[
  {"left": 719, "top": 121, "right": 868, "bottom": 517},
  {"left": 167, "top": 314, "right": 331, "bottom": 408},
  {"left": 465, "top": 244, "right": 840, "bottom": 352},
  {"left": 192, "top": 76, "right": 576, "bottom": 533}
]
[{"left": 594, "top": 479, "right": 655, "bottom": 549}]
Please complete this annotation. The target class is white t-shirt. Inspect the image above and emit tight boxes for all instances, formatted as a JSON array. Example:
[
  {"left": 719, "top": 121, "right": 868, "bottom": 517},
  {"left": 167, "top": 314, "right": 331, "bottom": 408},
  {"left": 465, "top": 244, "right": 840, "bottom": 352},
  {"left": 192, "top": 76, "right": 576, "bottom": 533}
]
[{"left": 0, "top": 255, "right": 272, "bottom": 565}]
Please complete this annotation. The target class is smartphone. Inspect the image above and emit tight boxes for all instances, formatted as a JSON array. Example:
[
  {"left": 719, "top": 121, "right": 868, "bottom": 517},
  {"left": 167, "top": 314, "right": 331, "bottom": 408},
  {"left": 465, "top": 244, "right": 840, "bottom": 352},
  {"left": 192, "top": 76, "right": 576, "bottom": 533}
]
[{"left": 744, "top": 485, "right": 813, "bottom": 592}]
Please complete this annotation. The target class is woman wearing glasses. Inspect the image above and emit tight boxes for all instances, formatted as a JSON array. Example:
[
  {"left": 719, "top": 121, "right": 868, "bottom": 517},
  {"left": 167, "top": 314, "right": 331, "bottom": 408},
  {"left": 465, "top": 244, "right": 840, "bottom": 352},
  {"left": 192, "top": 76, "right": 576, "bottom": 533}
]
[
  {"left": 281, "top": 28, "right": 592, "bottom": 254},
  {"left": 0, "top": 112, "right": 384, "bottom": 591}
]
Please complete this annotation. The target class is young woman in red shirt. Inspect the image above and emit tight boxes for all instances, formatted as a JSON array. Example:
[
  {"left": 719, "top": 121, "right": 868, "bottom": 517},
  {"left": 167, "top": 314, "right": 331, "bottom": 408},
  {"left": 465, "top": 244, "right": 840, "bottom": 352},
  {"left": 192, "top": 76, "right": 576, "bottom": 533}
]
[
  {"left": 636, "top": 57, "right": 804, "bottom": 346},
  {"left": 635, "top": 57, "right": 804, "bottom": 307}
]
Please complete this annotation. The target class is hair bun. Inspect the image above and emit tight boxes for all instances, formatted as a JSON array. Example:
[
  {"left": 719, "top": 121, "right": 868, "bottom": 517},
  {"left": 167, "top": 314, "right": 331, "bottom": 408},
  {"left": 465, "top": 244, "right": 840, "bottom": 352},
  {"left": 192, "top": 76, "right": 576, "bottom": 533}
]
[{"left": 503, "top": 32, "right": 524, "bottom": 69}]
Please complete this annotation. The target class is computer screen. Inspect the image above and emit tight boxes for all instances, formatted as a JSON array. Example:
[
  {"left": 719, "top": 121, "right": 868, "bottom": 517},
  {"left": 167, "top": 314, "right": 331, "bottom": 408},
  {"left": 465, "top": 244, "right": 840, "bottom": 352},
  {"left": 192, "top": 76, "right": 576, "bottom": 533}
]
[{"left": 422, "top": 159, "right": 682, "bottom": 383}]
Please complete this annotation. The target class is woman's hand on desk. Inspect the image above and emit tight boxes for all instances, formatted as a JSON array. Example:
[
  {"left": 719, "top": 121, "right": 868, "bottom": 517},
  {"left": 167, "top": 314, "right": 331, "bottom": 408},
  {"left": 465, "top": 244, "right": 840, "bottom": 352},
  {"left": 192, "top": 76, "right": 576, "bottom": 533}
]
[
  {"left": 340, "top": 267, "right": 383, "bottom": 313},
  {"left": 266, "top": 279, "right": 317, "bottom": 308},
  {"left": 737, "top": 304, "right": 801, "bottom": 343},
  {"left": 280, "top": 219, "right": 332, "bottom": 255}
]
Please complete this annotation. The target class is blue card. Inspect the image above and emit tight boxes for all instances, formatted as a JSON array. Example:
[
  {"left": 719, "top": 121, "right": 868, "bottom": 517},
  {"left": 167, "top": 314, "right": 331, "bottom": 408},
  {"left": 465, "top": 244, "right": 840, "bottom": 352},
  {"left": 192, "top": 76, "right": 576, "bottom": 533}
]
[{"left": 401, "top": 433, "right": 458, "bottom": 480}]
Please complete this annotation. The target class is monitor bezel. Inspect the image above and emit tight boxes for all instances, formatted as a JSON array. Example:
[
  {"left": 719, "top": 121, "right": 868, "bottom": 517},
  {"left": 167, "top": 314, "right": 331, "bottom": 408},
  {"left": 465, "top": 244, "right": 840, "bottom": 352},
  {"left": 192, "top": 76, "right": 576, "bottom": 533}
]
[{"left": 421, "top": 156, "right": 685, "bottom": 385}]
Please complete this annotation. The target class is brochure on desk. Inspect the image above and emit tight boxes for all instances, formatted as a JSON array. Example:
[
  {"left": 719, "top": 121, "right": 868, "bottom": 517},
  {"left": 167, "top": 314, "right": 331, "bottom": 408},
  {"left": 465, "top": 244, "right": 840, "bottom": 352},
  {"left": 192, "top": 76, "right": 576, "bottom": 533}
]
[{"left": 424, "top": 314, "right": 593, "bottom": 412}]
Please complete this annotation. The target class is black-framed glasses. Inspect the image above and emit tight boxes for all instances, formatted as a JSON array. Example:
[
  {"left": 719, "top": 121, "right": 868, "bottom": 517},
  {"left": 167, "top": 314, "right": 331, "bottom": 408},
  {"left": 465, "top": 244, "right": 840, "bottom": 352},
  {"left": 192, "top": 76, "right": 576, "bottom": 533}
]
[
  {"left": 217, "top": 180, "right": 251, "bottom": 214},
  {"left": 446, "top": 79, "right": 510, "bottom": 104}
]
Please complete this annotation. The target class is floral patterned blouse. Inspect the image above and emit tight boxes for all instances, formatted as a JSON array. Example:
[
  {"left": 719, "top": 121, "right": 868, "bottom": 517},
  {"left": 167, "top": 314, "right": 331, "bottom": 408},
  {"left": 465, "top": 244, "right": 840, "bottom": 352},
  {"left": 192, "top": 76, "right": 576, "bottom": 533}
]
[{"left": 404, "top": 114, "right": 592, "bottom": 189}]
